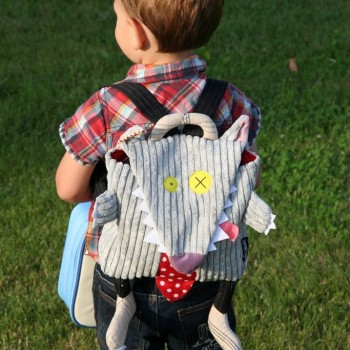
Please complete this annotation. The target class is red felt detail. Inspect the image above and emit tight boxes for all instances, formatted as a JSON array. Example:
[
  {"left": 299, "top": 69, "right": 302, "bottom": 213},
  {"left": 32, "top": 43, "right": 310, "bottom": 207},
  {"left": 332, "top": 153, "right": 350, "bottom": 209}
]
[
  {"left": 240, "top": 150, "right": 256, "bottom": 165},
  {"left": 156, "top": 253, "right": 196, "bottom": 302},
  {"left": 110, "top": 149, "right": 129, "bottom": 164},
  {"left": 219, "top": 221, "right": 239, "bottom": 241}
]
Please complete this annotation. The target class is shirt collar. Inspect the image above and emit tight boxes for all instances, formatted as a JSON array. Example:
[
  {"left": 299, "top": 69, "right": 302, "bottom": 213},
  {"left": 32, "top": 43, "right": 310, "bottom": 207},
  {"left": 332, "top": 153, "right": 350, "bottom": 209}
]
[{"left": 125, "top": 55, "right": 206, "bottom": 83}]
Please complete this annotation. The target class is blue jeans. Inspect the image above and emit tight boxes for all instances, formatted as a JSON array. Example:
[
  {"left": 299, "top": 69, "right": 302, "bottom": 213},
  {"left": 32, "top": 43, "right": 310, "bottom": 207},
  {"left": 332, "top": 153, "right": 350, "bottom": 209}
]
[{"left": 93, "top": 264, "right": 236, "bottom": 350}]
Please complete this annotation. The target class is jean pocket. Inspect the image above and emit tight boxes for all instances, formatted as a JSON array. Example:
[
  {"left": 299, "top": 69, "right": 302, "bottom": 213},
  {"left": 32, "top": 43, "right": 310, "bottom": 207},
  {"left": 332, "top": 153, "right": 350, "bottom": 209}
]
[{"left": 178, "top": 297, "right": 219, "bottom": 349}]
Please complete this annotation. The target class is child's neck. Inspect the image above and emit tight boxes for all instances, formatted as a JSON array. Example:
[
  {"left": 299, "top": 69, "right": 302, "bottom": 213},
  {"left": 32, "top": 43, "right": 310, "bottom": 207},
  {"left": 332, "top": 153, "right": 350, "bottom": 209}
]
[{"left": 138, "top": 50, "right": 194, "bottom": 66}]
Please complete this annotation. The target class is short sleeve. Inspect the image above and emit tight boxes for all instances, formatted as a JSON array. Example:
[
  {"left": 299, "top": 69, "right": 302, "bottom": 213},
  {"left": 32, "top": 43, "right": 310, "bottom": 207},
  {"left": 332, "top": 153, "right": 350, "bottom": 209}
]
[
  {"left": 246, "top": 99, "right": 261, "bottom": 145},
  {"left": 59, "top": 89, "right": 107, "bottom": 165}
]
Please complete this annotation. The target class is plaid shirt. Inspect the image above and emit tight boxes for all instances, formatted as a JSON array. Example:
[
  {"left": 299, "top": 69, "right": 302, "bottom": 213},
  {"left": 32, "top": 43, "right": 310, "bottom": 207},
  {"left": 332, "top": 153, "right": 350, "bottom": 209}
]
[{"left": 59, "top": 55, "right": 261, "bottom": 261}]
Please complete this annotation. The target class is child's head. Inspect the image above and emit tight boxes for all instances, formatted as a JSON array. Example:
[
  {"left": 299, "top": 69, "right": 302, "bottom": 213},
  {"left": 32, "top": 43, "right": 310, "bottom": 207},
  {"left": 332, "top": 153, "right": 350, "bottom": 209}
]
[{"left": 120, "top": 0, "right": 224, "bottom": 53}]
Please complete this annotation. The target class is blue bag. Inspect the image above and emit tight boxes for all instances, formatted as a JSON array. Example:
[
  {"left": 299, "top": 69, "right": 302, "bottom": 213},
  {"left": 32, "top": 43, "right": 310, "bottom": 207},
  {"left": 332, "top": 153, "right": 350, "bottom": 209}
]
[{"left": 58, "top": 202, "right": 96, "bottom": 327}]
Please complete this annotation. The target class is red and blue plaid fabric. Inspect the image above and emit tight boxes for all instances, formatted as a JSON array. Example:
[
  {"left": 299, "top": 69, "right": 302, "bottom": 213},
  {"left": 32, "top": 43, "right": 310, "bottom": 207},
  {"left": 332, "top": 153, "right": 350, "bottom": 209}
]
[{"left": 59, "top": 55, "right": 261, "bottom": 261}]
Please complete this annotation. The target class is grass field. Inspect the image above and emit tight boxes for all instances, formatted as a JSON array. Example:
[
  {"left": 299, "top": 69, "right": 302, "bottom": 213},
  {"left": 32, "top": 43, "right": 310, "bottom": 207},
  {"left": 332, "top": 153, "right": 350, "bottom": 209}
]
[{"left": 1, "top": 0, "right": 349, "bottom": 349}]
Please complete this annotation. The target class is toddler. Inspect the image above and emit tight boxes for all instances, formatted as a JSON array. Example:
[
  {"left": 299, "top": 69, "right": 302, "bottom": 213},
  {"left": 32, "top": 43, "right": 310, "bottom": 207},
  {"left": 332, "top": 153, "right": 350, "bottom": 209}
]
[{"left": 56, "top": 1, "right": 266, "bottom": 349}]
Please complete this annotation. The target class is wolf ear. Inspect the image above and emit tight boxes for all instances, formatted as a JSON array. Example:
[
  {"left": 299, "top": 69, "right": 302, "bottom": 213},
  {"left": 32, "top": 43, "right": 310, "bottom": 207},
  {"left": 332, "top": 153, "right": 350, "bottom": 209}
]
[{"left": 221, "top": 115, "right": 250, "bottom": 142}]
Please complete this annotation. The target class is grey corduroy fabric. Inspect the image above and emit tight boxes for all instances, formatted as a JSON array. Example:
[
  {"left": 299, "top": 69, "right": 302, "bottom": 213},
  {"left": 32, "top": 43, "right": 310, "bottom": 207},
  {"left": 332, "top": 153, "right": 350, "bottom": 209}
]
[
  {"left": 196, "top": 154, "right": 262, "bottom": 281},
  {"left": 123, "top": 135, "right": 244, "bottom": 257},
  {"left": 98, "top": 115, "right": 275, "bottom": 281},
  {"left": 98, "top": 159, "right": 161, "bottom": 279}
]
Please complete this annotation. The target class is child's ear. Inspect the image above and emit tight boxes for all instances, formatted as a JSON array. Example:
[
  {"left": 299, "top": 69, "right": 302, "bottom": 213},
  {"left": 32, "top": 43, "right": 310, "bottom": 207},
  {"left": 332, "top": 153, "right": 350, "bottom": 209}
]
[{"left": 128, "top": 18, "right": 148, "bottom": 50}]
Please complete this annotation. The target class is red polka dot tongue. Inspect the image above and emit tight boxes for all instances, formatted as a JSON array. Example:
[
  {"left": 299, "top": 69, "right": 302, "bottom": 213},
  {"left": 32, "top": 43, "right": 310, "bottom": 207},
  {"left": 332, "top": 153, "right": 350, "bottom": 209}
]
[{"left": 156, "top": 253, "right": 197, "bottom": 302}]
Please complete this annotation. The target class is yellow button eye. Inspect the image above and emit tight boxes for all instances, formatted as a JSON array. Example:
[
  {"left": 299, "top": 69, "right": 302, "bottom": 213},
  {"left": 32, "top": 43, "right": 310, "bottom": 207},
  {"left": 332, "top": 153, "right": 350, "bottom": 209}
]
[
  {"left": 189, "top": 171, "right": 212, "bottom": 194},
  {"left": 164, "top": 176, "right": 178, "bottom": 192}
]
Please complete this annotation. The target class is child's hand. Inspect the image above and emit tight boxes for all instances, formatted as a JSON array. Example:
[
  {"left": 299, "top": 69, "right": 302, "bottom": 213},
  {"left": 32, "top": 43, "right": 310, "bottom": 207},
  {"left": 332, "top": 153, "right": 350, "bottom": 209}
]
[{"left": 92, "top": 190, "right": 118, "bottom": 227}]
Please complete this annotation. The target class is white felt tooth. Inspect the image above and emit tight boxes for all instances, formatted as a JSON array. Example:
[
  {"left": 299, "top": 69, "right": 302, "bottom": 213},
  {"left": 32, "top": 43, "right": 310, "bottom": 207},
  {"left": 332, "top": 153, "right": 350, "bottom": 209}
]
[
  {"left": 144, "top": 230, "right": 162, "bottom": 245},
  {"left": 132, "top": 187, "right": 145, "bottom": 199},
  {"left": 271, "top": 214, "right": 277, "bottom": 225},
  {"left": 157, "top": 245, "right": 167, "bottom": 253},
  {"left": 208, "top": 242, "right": 217, "bottom": 252},
  {"left": 144, "top": 214, "right": 156, "bottom": 228},
  {"left": 264, "top": 214, "right": 277, "bottom": 235},
  {"left": 211, "top": 226, "right": 229, "bottom": 243},
  {"left": 223, "top": 198, "right": 233, "bottom": 209},
  {"left": 139, "top": 200, "right": 149, "bottom": 212},
  {"left": 229, "top": 185, "right": 237, "bottom": 194},
  {"left": 218, "top": 212, "right": 229, "bottom": 225}
]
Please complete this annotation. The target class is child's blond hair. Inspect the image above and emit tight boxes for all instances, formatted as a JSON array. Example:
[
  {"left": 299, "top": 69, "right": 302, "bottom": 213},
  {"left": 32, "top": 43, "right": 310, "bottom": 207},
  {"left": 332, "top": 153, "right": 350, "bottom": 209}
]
[{"left": 121, "top": 0, "right": 224, "bottom": 52}]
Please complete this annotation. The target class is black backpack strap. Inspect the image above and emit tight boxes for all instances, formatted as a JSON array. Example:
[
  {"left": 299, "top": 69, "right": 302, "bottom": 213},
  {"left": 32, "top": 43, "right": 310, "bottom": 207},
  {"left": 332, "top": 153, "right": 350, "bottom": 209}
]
[
  {"left": 193, "top": 78, "right": 228, "bottom": 118},
  {"left": 111, "top": 82, "right": 170, "bottom": 123},
  {"left": 112, "top": 78, "right": 228, "bottom": 123},
  {"left": 180, "top": 78, "right": 228, "bottom": 137}
]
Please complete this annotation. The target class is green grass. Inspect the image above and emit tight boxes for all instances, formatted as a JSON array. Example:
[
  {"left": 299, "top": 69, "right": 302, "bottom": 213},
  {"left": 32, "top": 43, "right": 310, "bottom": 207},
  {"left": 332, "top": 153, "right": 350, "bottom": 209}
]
[{"left": 1, "top": 0, "right": 349, "bottom": 349}]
